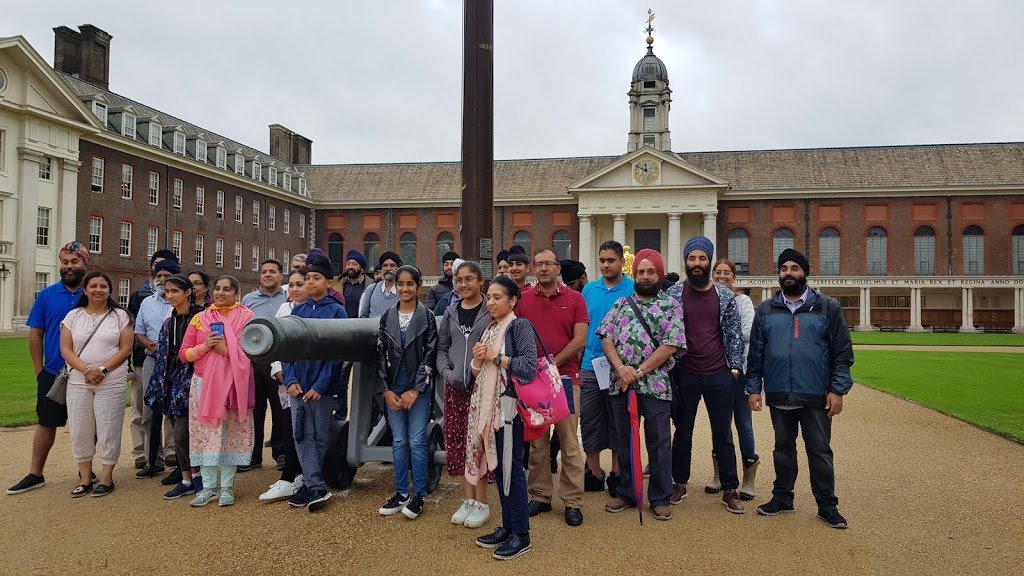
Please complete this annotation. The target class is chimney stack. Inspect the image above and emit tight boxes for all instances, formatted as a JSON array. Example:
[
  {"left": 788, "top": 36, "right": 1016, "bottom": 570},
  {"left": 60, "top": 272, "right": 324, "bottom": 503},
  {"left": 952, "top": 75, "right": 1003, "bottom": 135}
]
[
  {"left": 53, "top": 24, "right": 113, "bottom": 89},
  {"left": 269, "top": 124, "right": 312, "bottom": 165}
]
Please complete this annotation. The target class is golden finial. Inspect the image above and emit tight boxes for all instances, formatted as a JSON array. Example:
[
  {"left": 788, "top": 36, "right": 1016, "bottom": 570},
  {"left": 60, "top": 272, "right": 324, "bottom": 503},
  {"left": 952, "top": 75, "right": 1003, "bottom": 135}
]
[{"left": 645, "top": 9, "right": 656, "bottom": 45}]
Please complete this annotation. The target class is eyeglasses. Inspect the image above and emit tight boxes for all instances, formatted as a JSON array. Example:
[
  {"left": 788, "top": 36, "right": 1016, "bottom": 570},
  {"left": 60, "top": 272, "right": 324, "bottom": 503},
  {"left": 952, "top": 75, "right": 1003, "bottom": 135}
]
[{"left": 533, "top": 261, "right": 558, "bottom": 268}]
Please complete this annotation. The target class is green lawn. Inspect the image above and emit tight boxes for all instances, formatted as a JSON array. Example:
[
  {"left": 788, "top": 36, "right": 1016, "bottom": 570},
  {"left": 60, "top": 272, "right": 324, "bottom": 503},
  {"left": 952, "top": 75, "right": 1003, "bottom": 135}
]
[
  {"left": 850, "top": 332, "right": 1024, "bottom": 346},
  {"left": 853, "top": 351, "right": 1024, "bottom": 443},
  {"left": 0, "top": 338, "right": 40, "bottom": 427}
]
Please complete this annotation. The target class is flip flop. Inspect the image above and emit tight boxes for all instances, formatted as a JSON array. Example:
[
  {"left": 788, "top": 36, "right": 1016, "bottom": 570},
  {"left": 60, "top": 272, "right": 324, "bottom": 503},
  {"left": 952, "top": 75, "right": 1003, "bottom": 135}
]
[
  {"left": 70, "top": 483, "right": 93, "bottom": 498},
  {"left": 91, "top": 482, "right": 115, "bottom": 497}
]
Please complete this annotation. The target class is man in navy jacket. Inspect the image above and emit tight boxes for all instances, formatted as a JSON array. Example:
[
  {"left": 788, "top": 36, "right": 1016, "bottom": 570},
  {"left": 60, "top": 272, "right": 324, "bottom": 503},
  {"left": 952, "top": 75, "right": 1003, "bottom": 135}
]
[{"left": 746, "top": 248, "right": 854, "bottom": 529}]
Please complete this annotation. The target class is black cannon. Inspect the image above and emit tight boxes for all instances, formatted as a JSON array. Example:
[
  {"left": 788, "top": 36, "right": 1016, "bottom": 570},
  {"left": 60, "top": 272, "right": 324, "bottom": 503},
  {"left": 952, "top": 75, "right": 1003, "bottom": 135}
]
[{"left": 241, "top": 316, "right": 446, "bottom": 492}]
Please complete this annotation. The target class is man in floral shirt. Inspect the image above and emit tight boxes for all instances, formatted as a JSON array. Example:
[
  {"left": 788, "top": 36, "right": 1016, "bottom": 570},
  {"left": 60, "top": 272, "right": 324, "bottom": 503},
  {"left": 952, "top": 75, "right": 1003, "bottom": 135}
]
[{"left": 597, "top": 249, "right": 686, "bottom": 521}]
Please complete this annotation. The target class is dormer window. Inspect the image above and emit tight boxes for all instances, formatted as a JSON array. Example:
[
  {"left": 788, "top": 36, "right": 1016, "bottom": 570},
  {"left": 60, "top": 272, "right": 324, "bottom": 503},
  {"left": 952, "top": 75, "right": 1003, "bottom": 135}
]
[
  {"left": 268, "top": 166, "right": 277, "bottom": 187},
  {"left": 122, "top": 113, "right": 136, "bottom": 139},
  {"left": 92, "top": 101, "right": 108, "bottom": 124},
  {"left": 252, "top": 161, "right": 262, "bottom": 182},
  {"left": 148, "top": 121, "right": 162, "bottom": 147},
  {"left": 643, "top": 80, "right": 656, "bottom": 88},
  {"left": 234, "top": 153, "right": 245, "bottom": 175},
  {"left": 173, "top": 131, "right": 186, "bottom": 155},
  {"left": 283, "top": 172, "right": 292, "bottom": 191},
  {"left": 215, "top": 147, "right": 227, "bottom": 169},
  {"left": 298, "top": 177, "right": 307, "bottom": 196},
  {"left": 195, "top": 139, "right": 208, "bottom": 163}
]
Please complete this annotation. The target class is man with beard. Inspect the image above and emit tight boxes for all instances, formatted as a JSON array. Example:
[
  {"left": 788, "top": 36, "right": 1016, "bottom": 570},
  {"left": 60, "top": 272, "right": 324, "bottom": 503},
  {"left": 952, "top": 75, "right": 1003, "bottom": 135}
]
[
  {"left": 579, "top": 241, "right": 633, "bottom": 495},
  {"left": 341, "top": 250, "right": 370, "bottom": 320},
  {"left": 746, "top": 248, "right": 853, "bottom": 529},
  {"left": 8, "top": 242, "right": 89, "bottom": 494},
  {"left": 665, "top": 236, "right": 746, "bottom": 514},
  {"left": 495, "top": 250, "right": 511, "bottom": 277},
  {"left": 425, "top": 251, "right": 459, "bottom": 311},
  {"left": 598, "top": 249, "right": 685, "bottom": 521},
  {"left": 359, "top": 251, "right": 402, "bottom": 318},
  {"left": 507, "top": 246, "right": 531, "bottom": 292},
  {"left": 559, "top": 259, "right": 587, "bottom": 292}
]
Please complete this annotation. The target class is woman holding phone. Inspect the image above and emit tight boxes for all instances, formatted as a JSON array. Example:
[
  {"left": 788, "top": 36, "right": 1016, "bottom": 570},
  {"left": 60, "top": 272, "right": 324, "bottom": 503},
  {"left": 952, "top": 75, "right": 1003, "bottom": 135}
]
[{"left": 179, "top": 275, "right": 256, "bottom": 507}]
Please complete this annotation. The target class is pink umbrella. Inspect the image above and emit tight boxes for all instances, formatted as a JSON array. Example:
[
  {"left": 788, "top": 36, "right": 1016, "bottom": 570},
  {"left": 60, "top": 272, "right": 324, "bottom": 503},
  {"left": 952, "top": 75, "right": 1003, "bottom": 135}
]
[{"left": 627, "top": 387, "right": 644, "bottom": 525}]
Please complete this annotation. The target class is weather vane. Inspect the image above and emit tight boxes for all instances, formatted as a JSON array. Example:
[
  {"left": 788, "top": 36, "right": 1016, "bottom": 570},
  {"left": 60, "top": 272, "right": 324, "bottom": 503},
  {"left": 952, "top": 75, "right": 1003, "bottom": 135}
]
[{"left": 645, "top": 9, "right": 656, "bottom": 37}]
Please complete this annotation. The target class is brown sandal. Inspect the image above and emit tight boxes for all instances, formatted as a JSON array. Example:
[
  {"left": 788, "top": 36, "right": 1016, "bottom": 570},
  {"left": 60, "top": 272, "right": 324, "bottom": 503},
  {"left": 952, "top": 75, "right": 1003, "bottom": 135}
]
[{"left": 71, "top": 483, "right": 93, "bottom": 498}]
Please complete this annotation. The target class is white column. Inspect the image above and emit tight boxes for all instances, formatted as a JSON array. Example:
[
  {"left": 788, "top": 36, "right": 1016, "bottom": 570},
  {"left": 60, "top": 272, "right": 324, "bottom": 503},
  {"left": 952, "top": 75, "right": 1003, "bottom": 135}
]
[
  {"left": 960, "top": 287, "right": 976, "bottom": 332},
  {"left": 858, "top": 287, "right": 873, "bottom": 330},
  {"left": 578, "top": 215, "right": 593, "bottom": 274},
  {"left": 666, "top": 213, "right": 682, "bottom": 274},
  {"left": 15, "top": 149, "right": 43, "bottom": 324},
  {"left": 1015, "top": 288, "right": 1024, "bottom": 333},
  {"left": 612, "top": 213, "right": 626, "bottom": 246},
  {"left": 702, "top": 211, "right": 718, "bottom": 255},
  {"left": 761, "top": 287, "right": 771, "bottom": 303},
  {"left": 908, "top": 288, "right": 924, "bottom": 332}
]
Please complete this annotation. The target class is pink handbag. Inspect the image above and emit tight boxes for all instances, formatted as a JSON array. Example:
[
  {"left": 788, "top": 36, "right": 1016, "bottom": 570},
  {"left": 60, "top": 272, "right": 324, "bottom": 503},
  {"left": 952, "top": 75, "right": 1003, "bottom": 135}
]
[{"left": 509, "top": 325, "right": 571, "bottom": 434}]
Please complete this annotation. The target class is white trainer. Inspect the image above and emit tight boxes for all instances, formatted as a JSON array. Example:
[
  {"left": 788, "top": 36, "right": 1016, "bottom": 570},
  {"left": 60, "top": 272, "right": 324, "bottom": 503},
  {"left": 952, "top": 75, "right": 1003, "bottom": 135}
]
[
  {"left": 464, "top": 502, "right": 490, "bottom": 528},
  {"left": 259, "top": 479, "right": 298, "bottom": 503},
  {"left": 451, "top": 499, "right": 476, "bottom": 524}
]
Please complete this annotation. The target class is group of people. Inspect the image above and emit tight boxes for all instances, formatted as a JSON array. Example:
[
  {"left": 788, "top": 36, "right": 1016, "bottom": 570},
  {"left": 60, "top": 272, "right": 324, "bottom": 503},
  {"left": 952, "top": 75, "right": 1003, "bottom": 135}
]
[{"left": 7, "top": 233, "right": 854, "bottom": 562}]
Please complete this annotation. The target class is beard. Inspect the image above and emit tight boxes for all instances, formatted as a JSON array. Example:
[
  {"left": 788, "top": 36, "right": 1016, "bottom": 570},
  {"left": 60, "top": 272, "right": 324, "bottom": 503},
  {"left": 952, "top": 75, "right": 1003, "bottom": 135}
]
[
  {"left": 635, "top": 280, "right": 661, "bottom": 297},
  {"left": 780, "top": 274, "right": 807, "bottom": 297},
  {"left": 60, "top": 268, "right": 85, "bottom": 287},
  {"left": 345, "top": 268, "right": 361, "bottom": 279},
  {"left": 383, "top": 272, "right": 396, "bottom": 282},
  {"left": 685, "top": 263, "right": 712, "bottom": 289}
]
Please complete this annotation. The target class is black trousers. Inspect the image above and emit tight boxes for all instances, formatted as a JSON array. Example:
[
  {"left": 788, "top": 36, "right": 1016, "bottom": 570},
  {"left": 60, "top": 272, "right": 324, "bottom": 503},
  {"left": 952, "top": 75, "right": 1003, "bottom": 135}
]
[
  {"left": 671, "top": 367, "right": 740, "bottom": 491},
  {"left": 251, "top": 363, "right": 284, "bottom": 464},
  {"left": 279, "top": 407, "right": 302, "bottom": 483},
  {"left": 769, "top": 406, "right": 839, "bottom": 511}
]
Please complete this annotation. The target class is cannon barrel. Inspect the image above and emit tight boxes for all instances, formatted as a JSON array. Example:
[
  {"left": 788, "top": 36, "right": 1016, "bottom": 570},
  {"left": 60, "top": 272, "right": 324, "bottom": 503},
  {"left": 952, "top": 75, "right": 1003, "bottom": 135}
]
[{"left": 241, "top": 316, "right": 381, "bottom": 364}]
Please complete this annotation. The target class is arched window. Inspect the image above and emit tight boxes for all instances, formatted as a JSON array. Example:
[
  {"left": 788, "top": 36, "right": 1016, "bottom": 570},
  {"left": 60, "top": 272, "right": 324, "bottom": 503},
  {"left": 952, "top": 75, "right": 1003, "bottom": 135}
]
[
  {"left": 552, "top": 231, "right": 572, "bottom": 260},
  {"left": 436, "top": 232, "right": 455, "bottom": 274},
  {"left": 963, "top": 225, "right": 984, "bottom": 275},
  {"left": 772, "top": 228, "right": 794, "bottom": 273},
  {"left": 327, "top": 233, "right": 344, "bottom": 277},
  {"left": 914, "top": 226, "right": 936, "bottom": 275},
  {"left": 363, "top": 232, "right": 380, "bottom": 266},
  {"left": 866, "top": 227, "right": 887, "bottom": 276},
  {"left": 1013, "top": 225, "right": 1024, "bottom": 276},
  {"left": 513, "top": 230, "right": 532, "bottom": 258},
  {"left": 400, "top": 232, "right": 417, "bottom": 268},
  {"left": 818, "top": 228, "right": 840, "bottom": 276},
  {"left": 727, "top": 229, "right": 749, "bottom": 275}
]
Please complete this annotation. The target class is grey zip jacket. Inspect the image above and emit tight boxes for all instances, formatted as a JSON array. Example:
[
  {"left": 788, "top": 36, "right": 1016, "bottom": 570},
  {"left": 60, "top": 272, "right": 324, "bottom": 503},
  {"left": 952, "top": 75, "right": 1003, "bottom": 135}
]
[{"left": 436, "top": 296, "right": 491, "bottom": 393}]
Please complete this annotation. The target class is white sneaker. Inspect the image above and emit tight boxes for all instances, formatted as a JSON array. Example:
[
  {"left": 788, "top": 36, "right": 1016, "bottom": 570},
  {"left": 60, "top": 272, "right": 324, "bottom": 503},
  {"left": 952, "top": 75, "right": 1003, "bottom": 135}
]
[
  {"left": 293, "top": 475, "right": 303, "bottom": 490},
  {"left": 259, "top": 480, "right": 297, "bottom": 503},
  {"left": 464, "top": 502, "right": 490, "bottom": 528},
  {"left": 452, "top": 499, "right": 476, "bottom": 524}
]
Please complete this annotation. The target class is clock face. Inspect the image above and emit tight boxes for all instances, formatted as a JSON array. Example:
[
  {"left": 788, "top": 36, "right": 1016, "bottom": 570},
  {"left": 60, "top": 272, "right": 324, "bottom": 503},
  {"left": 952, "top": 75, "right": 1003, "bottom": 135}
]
[{"left": 632, "top": 158, "right": 660, "bottom": 185}]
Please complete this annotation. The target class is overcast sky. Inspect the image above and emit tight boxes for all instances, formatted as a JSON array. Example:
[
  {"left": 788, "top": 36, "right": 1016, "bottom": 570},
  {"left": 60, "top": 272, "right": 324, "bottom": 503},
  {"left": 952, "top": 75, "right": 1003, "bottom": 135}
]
[{"left": 6, "top": 0, "right": 1023, "bottom": 164}]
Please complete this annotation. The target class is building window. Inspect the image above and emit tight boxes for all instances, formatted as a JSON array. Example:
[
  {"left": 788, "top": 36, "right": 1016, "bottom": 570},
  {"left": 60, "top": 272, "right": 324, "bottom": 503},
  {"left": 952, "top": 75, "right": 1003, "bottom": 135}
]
[
  {"left": 196, "top": 186, "right": 205, "bottom": 215},
  {"left": 91, "top": 157, "right": 104, "bottom": 192},
  {"left": 234, "top": 241, "right": 242, "bottom": 269},
  {"left": 234, "top": 154, "right": 245, "bottom": 175},
  {"left": 173, "top": 178, "right": 183, "bottom": 209},
  {"left": 268, "top": 166, "right": 277, "bottom": 187},
  {"left": 119, "top": 222, "right": 132, "bottom": 257},
  {"left": 121, "top": 164, "right": 133, "bottom": 199},
  {"left": 173, "top": 131, "right": 186, "bottom": 155},
  {"left": 1013, "top": 225, "right": 1024, "bottom": 276},
  {"left": 513, "top": 230, "right": 532, "bottom": 257},
  {"left": 38, "top": 157, "right": 52, "bottom": 180},
  {"left": 283, "top": 209, "right": 291, "bottom": 234},
  {"left": 866, "top": 227, "right": 888, "bottom": 276},
  {"left": 298, "top": 214, "right": 306, "bottom": 238},
  {"left": 215, "top": 238, "right": 225, "bottom": 268},
  {"left": 172, "top": 231, "right": 182, "bottom": 260},
  {"left": 328, "top": 233, "right": 344, "bottom": 276},
  {"left": 364, "top": 233, "right": 381, "bottom": 265},
  {"left": 283, "top": 172, "right": 292, "bottom": 192},
  {"left": 118, "top": 279, "right": 131, "bottom": 307},
  {"left": 642, "top": 135, "right": 656, "bottom": 147},
  {"left": 216, "top": 147, "right": 227, "bottom": 169},
  {"left": 122, "top": 113, "right": 136, "bottom": 139},
  {"left": 400, "top": 232, "right": 417, "bottom": 268},
  {"left": 962, "top": 225, "right": 984, "bottom": 276},
  {"left": 282, "top": 250, "right": 291, "bottom": 267},
  {"left": 252, "top": 200, "right": 260, "bottom": 227},
  {"left": 818, "top": 228, "right": 840, "bottom": 276},
  {"left": 436, "top": 232, "right": 455, "bottom": 274},
  {"left": 552, "top": 230, "right": 572, "bottom": 260},
  {"left": 36, "top": 207, "right": 50, "bottom": 246},
  {"left": 35, "top": 273, "right": 50, "bottom": 298},
  {"left": 89, "top": 217, "right": 103, "bottom": 253},
  {"left": 149, "top": 172, "right": 159, "bottom": 205},
  {"left": 252, "top": 245, "right": 260, "bottom": 271},
  {"left": 195, "top": 234, "right": 204, "bottom": 265},
  {"left": 267, "top": 205, "right": 277, "bottom": 231},
  {"left": 914, "top": 226, "right": 936, "bottom": 275},
  {"left": 147, "top": 226, "right": 159, "bottom": 259},
  {"left": 235, "top": 196, "right": 243, "bottom": 223},
  {"left": 642, "top": 107, "right": 655, "bottom": 131},
  {"left": 727, "top": 229, "right": 749, "bottom": 275},
  {"left": 252, "top": 161, "right": 262, "bottom": 182},
  {"left": 298, "top": 178, "right": 307, "bottom": 196},
  {"left": 92, "top": 101, "right": 107, "bottom": 124},
  {"left": 216, "top": 190, "right": 225, "bottom": 219},
  {"left": 195, "top": 139, "right": 207, "bottom": 163},
  {"left": 148, "top": 122, "right": 162, "bottom": 147},
  {"left": 772, "top": 228, "right": 794, "bottom": 273},
  {"left": 267, "top": 247, "right": 276, "bottom": 261}
]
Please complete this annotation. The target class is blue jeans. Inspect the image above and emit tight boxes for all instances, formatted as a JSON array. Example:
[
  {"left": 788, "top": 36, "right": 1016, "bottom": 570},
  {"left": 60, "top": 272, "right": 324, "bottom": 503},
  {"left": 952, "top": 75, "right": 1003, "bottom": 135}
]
[
  {"left": 495, "top": 415, "right": 529, "bottom": 535},
  {"left": 292, "top": 396, "right": 335, "bottom": 492},
  {"left": 388, "top": 372, "right": 432, "bottom": 498},
  {"left": 733, "top": 375, "right": 756, "bottom": 461}
]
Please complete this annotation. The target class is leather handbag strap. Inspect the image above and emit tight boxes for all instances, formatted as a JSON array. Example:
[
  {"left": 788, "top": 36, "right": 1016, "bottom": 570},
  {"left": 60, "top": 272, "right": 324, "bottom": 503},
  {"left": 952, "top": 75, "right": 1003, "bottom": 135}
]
[{"left": 75, "top": 309, "right": 113, "bottom": 357}]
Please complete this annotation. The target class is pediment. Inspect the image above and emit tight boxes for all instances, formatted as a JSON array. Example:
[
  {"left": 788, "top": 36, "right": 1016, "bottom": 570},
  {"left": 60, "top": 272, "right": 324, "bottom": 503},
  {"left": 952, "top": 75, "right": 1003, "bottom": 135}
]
[
  {"left": 0, "top": 36, "right": 102, "bottom": 129},
  {"left": 568, "top": 147, "right": 728, "bottom": 194}
]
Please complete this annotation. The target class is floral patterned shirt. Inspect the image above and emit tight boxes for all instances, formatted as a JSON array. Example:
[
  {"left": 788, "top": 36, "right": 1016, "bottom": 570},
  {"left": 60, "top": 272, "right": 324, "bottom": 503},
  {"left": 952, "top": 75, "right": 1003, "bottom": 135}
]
[{"left": 596, "top": 292, "right": 687, "bottom": 401}]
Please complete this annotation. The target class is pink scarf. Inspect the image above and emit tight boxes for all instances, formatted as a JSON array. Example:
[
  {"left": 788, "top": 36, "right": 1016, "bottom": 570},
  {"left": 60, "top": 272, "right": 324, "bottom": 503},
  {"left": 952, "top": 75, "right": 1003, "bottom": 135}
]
[
  {"left": 196, "top": 304, "right": 255, "bottom": 427},
  {"left": 465, "top": 313, "right": 514, "bottom": 485}
]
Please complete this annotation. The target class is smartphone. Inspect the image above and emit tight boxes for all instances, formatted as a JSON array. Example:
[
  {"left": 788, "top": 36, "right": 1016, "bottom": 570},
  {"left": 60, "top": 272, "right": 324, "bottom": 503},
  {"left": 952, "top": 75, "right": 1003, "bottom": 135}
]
[{"left": 210, "top": 322, "right": 225, "bottom": 338}]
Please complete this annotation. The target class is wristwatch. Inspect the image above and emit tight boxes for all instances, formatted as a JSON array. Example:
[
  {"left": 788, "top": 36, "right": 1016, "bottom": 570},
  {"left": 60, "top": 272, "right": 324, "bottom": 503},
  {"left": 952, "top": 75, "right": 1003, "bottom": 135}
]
[
  {"left": 493, "top": 353, "right": 503, "bottom": 367},
  {"left": 99, "top": 366, "right": 109, "bottom": 375},
  {"left": 636, "top": 368, "right": 644, "bottom": 378}
]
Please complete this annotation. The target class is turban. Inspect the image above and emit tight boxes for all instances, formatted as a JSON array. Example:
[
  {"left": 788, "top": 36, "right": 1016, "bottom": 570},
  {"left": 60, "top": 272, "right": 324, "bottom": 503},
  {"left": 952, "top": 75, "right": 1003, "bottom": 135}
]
[
  {"left": 346, "top": 249, "right": 368, "bottom": 269},
  {"left": 378, "top": 251, "right": 402, "bottom": 267},
  {"left": 441, "top": 251, "right": 460, "bottom": 264},
  {"left": 632, "top": 248, "right": 665, "bottom": 280},
  {"left": 153, "top": 259, "right": 181, "bottom": 275},
  {"left": 778, "top": 248, "right": 810, "bottom": 275},
  {"left": 683, "top": 236, "right": 714, "bottom": 261},
  {"left": 60, "top": 241, "right": 89, "bottom": 264},
  {"left": 559, "top": 259, "right": 586, "bottom": 283},
  {"left": 305, "top": 252, "right": 334, "bottom": 278}
]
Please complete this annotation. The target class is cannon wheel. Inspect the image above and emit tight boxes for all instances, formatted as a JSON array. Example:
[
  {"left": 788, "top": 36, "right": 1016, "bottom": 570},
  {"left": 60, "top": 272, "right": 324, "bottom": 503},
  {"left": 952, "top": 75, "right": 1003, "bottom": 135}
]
[
  {"left": 323, "top": 419, "right": 358, "bottom": 491},
  {"left": 426, "top": 422, "right": 443, "bottom": 494}
]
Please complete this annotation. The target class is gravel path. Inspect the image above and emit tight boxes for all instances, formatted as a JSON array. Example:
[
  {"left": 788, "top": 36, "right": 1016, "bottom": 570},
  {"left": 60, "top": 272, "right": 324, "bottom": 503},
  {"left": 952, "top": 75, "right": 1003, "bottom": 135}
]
[{"left": 1, "top": 385, "right": 1020, "bottom": 575}]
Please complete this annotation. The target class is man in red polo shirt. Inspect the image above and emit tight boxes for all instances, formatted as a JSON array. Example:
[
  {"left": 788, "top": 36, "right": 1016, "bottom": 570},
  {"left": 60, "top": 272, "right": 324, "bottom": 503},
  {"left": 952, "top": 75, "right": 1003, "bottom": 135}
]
[{"left": 516, "top": 248, "right": 589, "bottom": 527}]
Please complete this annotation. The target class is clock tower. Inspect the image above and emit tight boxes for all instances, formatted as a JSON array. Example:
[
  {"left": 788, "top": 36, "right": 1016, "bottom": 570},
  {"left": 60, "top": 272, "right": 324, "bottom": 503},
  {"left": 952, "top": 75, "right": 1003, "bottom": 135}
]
[{"left": 627, "top": 13, "right": 672, "bottom": 152}]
